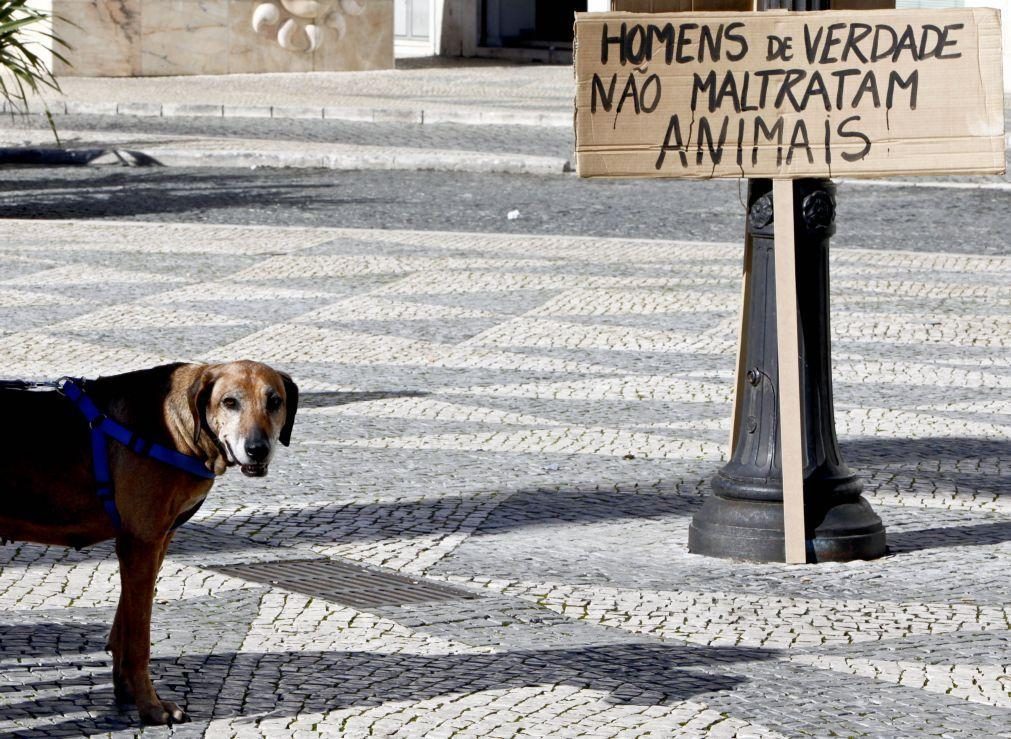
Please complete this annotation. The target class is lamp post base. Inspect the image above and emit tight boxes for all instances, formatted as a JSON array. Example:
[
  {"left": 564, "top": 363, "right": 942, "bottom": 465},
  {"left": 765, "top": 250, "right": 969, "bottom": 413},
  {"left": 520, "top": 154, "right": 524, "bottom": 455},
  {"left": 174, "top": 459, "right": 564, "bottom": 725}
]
[{"left": 689, "top": 469, "right": 886, "bottom": 563}]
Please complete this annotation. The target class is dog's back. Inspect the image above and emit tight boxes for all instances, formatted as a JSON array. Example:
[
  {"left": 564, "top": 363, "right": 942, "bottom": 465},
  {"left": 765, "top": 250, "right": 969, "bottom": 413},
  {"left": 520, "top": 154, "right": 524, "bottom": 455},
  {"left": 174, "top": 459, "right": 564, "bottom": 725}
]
[
  {"left": 0, "top": 364, "right": 186, "bottom": 548},
  {"left": 0, "top": 386, "right": 111, "bottom": 547}
]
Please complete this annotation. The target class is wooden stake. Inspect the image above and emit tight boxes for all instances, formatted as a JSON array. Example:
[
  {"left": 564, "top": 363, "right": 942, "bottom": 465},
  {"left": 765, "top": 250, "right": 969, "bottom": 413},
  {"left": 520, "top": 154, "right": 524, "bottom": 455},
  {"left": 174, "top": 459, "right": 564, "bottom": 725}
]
[{"left": 772, "top": 179, "right": 808, "bottom": 565}]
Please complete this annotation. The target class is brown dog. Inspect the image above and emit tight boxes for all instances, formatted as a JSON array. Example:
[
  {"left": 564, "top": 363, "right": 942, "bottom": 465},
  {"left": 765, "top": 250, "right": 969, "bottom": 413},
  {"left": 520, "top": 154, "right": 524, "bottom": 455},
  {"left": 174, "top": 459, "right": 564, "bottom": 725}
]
[{"left": 0, "top": 361, "right": 297, "bottom": 725}]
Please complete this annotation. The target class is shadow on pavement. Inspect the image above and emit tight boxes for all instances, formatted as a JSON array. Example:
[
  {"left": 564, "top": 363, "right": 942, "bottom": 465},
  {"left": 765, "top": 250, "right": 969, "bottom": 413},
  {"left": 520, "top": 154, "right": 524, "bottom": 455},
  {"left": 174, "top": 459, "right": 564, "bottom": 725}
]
[
  {"left": 1, "top": 437, "right": 1005, "bottom": 564},
  {"left": 842, "top": 436, "right": 1011, "bottom": 499},
  {"left": 842, "top": 437, "right": 1010, "bottom": 466},
  {"left": 0, "top": 169, "right": 390, "bottom": 220},
  {"left": 0, "top": 622, "right": 111, "bottom": 658},
  {"left": 886, "top": 521, "right": 1011, "bottom": 553},
  {"left": 167, "top": 483, "right": 704, "bottom": 560},
  {"left": 1, "top": 637, "right": 773, "bottom": 737},
  {"left": 166, "top": 436, "right": 1009, "bottom": 556},
  {"left": 300, "top": 390, "right": 429, "bottom": 408}
]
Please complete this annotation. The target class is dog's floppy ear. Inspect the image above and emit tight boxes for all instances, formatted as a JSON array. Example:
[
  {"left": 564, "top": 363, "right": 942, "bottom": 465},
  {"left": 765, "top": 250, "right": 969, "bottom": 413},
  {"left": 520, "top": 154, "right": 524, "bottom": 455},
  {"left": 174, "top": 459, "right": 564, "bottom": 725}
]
[
  {"left": 279, "top": 371, "right": 298, "bottom": 447},
  {"left": 186, "top": 366, "right": 217, "bottom": 447}
]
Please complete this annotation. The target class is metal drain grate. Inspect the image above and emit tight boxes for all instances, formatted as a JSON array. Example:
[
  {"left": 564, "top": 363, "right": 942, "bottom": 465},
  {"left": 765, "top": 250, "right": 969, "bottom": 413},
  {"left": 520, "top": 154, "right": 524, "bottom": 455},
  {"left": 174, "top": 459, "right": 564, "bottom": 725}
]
[{"left": 208, "top": 558, "right": 477, "bottom": 609}]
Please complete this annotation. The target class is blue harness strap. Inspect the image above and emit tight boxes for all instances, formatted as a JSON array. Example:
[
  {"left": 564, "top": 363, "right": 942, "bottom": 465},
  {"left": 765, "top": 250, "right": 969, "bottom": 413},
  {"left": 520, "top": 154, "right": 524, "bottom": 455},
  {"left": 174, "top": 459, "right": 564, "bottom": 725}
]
[{"left": 58, "top": 378, "right": 216, "bottom": 531}]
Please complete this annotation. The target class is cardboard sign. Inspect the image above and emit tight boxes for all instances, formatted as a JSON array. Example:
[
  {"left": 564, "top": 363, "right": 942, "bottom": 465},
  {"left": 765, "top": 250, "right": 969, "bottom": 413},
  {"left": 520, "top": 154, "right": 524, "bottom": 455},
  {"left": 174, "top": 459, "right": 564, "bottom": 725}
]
[{"left": 575, "top": 9, "right": 1006, "bottom": 178}]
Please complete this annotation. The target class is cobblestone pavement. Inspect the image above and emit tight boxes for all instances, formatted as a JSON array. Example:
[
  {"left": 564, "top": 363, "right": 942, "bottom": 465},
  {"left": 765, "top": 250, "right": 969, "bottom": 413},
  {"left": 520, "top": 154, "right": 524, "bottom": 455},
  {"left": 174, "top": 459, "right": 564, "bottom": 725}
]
[
  {"left": 24, "top": 58, "right": 573, "bottom": 125},
  {"left": 0, "top": 219, "right": 1008, "bottom": 737},
  {"left": 2, "top": 168, "right": 1010, "bottom": 256},
  {"left": 7, "top": 114, "right": 574, "bottom": 160},
  {"left": 5, "top": 113, "right": 1009, "bottom": 184}
]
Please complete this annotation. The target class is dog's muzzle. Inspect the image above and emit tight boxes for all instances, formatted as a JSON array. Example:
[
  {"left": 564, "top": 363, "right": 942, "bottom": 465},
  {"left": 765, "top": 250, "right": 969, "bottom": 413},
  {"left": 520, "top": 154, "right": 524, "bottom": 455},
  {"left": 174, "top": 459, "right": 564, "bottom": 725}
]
[{"left": 240, "top": 463, "right": 269, "bottom": 477}]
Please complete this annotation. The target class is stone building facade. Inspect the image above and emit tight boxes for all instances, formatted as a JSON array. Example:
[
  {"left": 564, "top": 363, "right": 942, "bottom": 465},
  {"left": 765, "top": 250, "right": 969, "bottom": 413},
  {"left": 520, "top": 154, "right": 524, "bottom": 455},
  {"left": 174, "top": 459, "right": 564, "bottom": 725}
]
[{"left": 30, "top": 0, "right": 393, "bottom": 76}]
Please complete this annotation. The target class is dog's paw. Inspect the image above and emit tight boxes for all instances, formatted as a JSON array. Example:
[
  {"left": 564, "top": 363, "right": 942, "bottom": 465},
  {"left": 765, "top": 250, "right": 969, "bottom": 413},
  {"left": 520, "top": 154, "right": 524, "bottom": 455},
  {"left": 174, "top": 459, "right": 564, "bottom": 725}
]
[{"left": 139, "top": 699, "right": 190, "bottom": 725}]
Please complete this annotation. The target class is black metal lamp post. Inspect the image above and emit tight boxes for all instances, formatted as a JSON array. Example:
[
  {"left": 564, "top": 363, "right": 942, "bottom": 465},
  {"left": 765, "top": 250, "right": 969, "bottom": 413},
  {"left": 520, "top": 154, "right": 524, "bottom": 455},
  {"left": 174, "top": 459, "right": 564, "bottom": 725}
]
[
  {"left": 687, "top": 0, "right": 887, "bottom": 563},
  {"left": 687, "top": 178, "right": 886, "bottom": 562}
]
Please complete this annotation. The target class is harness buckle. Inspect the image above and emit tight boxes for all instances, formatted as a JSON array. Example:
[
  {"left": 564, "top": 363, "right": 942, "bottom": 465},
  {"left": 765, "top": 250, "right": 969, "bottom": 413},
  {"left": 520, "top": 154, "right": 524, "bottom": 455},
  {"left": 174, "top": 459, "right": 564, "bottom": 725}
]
[{"left": 89, "top": 414, "right": 107, "bottom": 430}]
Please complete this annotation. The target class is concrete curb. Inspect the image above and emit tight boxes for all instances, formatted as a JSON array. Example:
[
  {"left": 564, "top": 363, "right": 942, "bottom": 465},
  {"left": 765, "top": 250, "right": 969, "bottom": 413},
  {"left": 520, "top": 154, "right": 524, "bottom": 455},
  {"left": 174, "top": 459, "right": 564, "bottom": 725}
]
[
  {"left": 8, "top": 149, "right": 1004, "bottom": 187},
  {"left": 153, "top": 147, "right": 572, "bottom": 174},
  {"left": 2, "top": 99, "right": 573, "bottom": 128},
  {"left": 0, "top": 145, "right": 572, "bottom": 175}
]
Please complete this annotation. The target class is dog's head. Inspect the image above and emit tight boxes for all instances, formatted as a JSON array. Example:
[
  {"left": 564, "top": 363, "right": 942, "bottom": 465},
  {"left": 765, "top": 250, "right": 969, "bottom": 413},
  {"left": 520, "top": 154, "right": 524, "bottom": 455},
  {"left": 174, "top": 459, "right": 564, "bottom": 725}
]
[{"left": 186, "top": 361, "right": 298, "bottom": 477}]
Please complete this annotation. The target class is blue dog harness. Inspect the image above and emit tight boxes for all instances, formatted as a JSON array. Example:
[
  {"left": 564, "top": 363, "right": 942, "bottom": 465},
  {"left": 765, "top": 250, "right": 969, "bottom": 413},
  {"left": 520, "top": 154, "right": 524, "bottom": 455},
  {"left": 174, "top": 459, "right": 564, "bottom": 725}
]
[{"left": 57, "top": 378, "right": 216, "bottom": 531}]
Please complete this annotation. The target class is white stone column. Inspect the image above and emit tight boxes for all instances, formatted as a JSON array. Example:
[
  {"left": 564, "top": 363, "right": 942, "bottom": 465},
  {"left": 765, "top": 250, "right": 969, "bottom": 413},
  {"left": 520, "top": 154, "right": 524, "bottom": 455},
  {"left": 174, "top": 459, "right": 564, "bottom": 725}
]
[
  {"left": 431, "top": 0, "right": 442, "bottom": 54},
  {"left": 587, "top": 0, "right": 611, "bottom": 11}
]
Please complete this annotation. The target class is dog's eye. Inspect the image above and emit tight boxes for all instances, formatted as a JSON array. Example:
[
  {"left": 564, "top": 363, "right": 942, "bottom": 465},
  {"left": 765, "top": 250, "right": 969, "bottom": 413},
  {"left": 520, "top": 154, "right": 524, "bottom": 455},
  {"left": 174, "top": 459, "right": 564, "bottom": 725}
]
[
  {"left": 266, "top": 395, "right": 283, "bottom": 412},
  {"left": 222, "top": 397, "right": 240, "bottom": 410}
]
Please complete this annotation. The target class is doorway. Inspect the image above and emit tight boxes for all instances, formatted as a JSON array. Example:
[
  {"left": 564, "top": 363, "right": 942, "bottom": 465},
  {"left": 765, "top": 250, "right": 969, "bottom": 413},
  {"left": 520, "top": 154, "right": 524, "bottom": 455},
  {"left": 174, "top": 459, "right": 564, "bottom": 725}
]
[{"left": 482, "top": 0, "right": 586, "bottom": 48}]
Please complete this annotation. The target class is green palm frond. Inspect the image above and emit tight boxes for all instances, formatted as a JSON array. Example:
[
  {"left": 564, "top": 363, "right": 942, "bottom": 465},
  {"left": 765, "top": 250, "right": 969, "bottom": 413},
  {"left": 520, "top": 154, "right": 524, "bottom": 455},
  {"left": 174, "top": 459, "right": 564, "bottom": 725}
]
[{"left": 0, "top": 0, "right": 72, "bottom": 142}]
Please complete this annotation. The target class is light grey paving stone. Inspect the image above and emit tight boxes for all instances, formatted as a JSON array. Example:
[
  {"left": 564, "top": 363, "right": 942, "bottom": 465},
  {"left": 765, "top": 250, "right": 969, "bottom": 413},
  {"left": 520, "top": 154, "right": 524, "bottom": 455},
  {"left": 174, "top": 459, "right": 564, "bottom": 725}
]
[{"left": 0, "top": 220, "right": 1007, "bottom": 737}]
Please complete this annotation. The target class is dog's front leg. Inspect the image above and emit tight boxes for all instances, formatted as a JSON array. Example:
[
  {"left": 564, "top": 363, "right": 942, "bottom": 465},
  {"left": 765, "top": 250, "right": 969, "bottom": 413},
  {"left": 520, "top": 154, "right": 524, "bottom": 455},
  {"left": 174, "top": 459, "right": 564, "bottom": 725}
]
[
  {"left": 113, "top": 533, "right": 188, "bottom": 725},
  {"left": 107, "top": 601, "right": 127, "bottom": 704},
  {"left": 108, "top": 531, "right": 175, "bottom": 706}
]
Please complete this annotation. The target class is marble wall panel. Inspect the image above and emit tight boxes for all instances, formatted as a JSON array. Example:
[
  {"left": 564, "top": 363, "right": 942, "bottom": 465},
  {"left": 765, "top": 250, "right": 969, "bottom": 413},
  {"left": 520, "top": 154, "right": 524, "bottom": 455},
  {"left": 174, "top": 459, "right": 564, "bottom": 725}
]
[
  {"left": 312, "top": 0, "right": 394, "bottom": 72},
  {"left": 141, "top": 0, "right": 229, "bottom": 76},
  {"left": 44, "top": 0, "right": 394, "bottom": 76},
  {"left": 227, "top": 0, "right": 313, "bottom": 74},
  {"left": 52, "top": 0, "right": 142, "bottom": 76}
]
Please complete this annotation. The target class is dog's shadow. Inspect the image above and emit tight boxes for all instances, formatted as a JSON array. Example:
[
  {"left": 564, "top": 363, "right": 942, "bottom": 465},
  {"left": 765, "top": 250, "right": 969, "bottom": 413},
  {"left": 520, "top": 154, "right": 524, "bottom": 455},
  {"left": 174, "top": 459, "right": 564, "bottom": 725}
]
[{"left": 0, "top": 624, "right": 773, "bottom": 736}]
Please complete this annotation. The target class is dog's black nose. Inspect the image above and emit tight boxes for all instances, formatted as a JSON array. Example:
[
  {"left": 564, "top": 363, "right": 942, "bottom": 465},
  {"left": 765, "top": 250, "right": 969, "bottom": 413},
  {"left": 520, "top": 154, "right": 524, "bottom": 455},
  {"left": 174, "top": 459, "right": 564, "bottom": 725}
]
[{"left": 244, "top": 437, "right": 271, "bottom": 462}]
